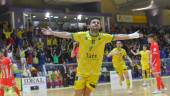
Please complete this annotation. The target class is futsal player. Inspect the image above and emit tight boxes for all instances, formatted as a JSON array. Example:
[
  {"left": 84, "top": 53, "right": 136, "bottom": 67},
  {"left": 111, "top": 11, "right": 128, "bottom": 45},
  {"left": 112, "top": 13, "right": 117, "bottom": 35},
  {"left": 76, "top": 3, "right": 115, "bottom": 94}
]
[
  {"left": 147, "top": 34, "right": 167, "bottom": 94},
  {"left": 131, "top": 44, "right": 150, "bottom": 86},
  {"left": 0, "top": 50, "right": 21, "bottom": 96},
  {"left": 107, "top": 41, "right": 133, "bottom": 93},
  {"left": 42, "top": 17, "right": 143, "bottom": 96}
]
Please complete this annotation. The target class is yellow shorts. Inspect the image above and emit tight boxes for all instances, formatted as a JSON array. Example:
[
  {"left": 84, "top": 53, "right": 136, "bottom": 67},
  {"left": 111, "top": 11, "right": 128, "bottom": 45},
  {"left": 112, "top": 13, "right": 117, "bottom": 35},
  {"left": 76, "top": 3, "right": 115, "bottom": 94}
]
[
  {"left": 74, "top": 75, "right": 99, "bottom": 91},
  {"left": 114, "top": 64, "right": 127, "bottom": 76},
  {"left": 141, "top": 64, "right": 150, "bottom": 71}
]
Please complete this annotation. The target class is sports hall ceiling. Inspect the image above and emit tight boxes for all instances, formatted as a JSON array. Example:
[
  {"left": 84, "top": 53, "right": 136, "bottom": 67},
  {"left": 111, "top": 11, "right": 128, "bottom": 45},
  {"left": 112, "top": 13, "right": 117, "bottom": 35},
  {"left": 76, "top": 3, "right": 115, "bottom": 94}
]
[
  {"left": 43, "top": 0, "right": 100, "bottom": 4},
  {"left": 115, "top": 0, "right": 170, "bottom": 11}
]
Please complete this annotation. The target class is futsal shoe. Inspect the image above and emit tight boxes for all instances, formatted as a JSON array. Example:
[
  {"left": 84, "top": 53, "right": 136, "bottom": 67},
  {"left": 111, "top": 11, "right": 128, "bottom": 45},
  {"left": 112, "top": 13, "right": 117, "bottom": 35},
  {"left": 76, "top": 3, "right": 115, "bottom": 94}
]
[
  {"left": 162, "top": 87, "right": 168, "bottom": 93},
  {"left": 142, "top": 82, "right": 147, "bottom": 87},
  {"left": 152, "top": 90, "right": 162, "bottom": 94},
  {"left": 127, "top": 89, "right": 133, "bottom": 95}
]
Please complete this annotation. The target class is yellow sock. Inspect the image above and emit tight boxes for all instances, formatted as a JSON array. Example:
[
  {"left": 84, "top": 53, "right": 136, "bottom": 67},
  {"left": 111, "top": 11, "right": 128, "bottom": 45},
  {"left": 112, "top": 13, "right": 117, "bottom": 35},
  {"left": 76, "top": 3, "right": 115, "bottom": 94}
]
[
  {"left": 119, "top": 79, "right": 122, "bottom": 86},
  {"left": 126, "top": 79, "right": 131, "bottom": 89}
]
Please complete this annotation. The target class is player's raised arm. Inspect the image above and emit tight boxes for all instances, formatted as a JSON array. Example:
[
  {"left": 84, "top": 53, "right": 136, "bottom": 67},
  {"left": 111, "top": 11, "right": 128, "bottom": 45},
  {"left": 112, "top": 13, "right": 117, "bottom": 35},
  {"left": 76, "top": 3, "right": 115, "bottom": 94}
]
[
  {"left": 107, "top": 50, "right": 116, "bottom": 57},
  {"left": 114, "top": 30, "right": 143, "bottom": 40},
  {"left": 41, "top": 28, "right": 72, "bottom": 39}
]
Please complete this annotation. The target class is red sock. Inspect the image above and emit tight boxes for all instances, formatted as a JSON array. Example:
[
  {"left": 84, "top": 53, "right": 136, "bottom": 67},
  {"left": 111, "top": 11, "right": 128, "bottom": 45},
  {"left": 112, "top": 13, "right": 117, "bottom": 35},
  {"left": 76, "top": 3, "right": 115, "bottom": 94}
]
[
  {"left": 14, "top": 87, "right": 20, "bottom": 96},
  {"left": 160, "top": 77, "right": 165, "bottom": 89},
  {"left": 0, "top": 89, "right": 4, "bottom": 96},
  {"left": 156, "top": 77, "right": 161, "bottom": 90},
  {"left": 156, "top": 76, "right": 165, "bottom": 90}
]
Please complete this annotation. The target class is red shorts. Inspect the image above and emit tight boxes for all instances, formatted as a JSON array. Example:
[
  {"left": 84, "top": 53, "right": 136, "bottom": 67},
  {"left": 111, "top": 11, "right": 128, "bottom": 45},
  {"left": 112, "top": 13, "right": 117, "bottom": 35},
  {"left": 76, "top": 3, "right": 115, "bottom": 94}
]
[
  {"left": 0, "top": 77, "right": 16, "bottom": 87},
  {"left": 152, "top": 65, "right": 160, "bottom": 74}
]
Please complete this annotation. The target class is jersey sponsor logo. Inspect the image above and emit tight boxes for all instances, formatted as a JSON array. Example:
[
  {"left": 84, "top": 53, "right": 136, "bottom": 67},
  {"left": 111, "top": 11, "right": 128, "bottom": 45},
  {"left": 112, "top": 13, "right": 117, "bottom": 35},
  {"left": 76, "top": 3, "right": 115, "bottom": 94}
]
[
  {"left": 153, "top": 48, "right": 157, "bottom": 52},
  {"left": 86, "top": 53, "right": 97, "bottom": 59}
]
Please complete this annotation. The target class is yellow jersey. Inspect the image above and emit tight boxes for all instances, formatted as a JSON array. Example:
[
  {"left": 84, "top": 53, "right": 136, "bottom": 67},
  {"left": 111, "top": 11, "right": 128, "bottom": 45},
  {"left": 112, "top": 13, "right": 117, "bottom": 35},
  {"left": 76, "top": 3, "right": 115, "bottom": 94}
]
[
  {"left": 72, "top": 31, "right": 114, "bottom": 76},
  {"left": 17, "top": 31, "right": 24, "bottom": 39},
  {"left": 3, "top": 31, "right": 13, "bottom": 39},
  {"left": 47, "top": 38, "right": 52, "bottom": 46},
  {"left": 37, "top": 42, "right": 44, "bottom": 49},
  {"left": 139, "top": 50, "right": 150, "bottom": 69},
  {"left": 110, "top": 48, "right": 127, "bottom": 67},
  {"left": 52, "top": 38, "right": 58, "bottom": 46}
]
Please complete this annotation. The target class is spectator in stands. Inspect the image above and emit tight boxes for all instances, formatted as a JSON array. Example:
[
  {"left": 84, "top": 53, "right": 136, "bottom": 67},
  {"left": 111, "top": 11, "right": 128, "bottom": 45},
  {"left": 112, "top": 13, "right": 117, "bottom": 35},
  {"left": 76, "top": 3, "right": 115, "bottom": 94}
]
[
  {"left": 38, "top": 51, "right": 47, "bottom": 76},
  {"left": 3, "top": 27, "right": 15, "bottom": 45},
  {"left": 45, "top": 46, "right": 53, "bottom": 63},
  {"left": 61, "top": 62, "right": 70, "bottom": 87},
  {"left": 47, "top": 76, "right": 52, "bottom": 88},
  {"left": 160, "top": 47, "right": 169, "bottom": 59},
  {"left": 19, "top": 47, "right": 29, "bottom": 71},
  {"left": 36, "top": 38, "right": 44, "bottom": 50},
  {"left": 7, "top": 45, "right": 14, "bottom": 61},
  {"left": 51, "top": 70, "right": 57, "bottom": 88},
  {"left": 69, "top": 66, "right": 76, "bottom": 85},
  {"left": 26, "top": 46, "right": 33, "bottom": 70},
  {"left": 52, "top": 37, "right": 58, "bottom": 46},
  {"left": 52, "top": 50, "right": 61, "bottom": 64},
  {"left": 56, "top": 69, "right": 63, "bottom": 87},
  {"left": 16, "top": 28, "right": 24, "bottom": 48},
  {"left": 47, "top": 36, "right": 53, "bottom": 46},
  {"left": 33, "top": 53, "right": 39, "bottom": 69},
  {"left": 30, "top": 67, "right": 38, "bottom": 77}
]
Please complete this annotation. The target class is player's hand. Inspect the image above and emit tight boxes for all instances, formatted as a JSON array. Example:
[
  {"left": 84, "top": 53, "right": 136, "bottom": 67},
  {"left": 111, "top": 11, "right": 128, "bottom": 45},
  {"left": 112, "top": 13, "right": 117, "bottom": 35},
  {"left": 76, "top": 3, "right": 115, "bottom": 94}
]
[
  {"left": 135, "top": 30, "right": 143, "bottom": 38},
  {"left": 129, "top": 30, "right": 140, "bottom": 39},
  {"left": 41, "top": 28, "right": 53, "bottom": 36},
  {"left": 139, "top": 33, "right": 143, "bottom": 38}
]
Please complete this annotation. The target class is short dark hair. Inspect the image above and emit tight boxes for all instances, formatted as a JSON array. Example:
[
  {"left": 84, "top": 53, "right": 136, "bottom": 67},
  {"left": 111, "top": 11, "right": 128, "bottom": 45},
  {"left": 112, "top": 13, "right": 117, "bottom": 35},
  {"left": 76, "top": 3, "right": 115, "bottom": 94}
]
[
  {"left": 147, "top": 34, "right": 157, "bottom": 41},
  {"left": 143, "top": 44, "right": 148, "bottom": 49},
  {"left": 147, "top": 34, "right": 155, "bottom": 38},
  {"left": 88, "top": 17, "right": 101, "bottom": 24}
]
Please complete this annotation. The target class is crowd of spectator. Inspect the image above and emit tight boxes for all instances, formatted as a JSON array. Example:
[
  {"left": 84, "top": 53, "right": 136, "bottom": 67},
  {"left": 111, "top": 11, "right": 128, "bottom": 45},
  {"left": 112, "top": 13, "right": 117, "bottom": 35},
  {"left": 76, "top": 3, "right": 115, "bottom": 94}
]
[{"left": 1, "top": 21, "right": 170, "bottom": 88}]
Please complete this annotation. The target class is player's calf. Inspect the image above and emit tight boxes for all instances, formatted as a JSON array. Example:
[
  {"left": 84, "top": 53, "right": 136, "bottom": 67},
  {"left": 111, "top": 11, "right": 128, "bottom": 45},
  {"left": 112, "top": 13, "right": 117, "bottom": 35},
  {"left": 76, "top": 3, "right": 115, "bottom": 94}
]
[{"left": 0, "top": 86, "right": 4, "bottom": 96}]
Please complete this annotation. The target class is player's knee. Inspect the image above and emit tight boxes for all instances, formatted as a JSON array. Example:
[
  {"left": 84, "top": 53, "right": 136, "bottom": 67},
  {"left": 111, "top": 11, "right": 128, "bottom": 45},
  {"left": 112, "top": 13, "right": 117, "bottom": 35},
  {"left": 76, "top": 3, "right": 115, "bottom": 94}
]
[
  {"left": 86, "top": 83, "right": 96, "bottom": 92},
  {"left": 83, "top": 88, "right": 92, "bottom": 96}
]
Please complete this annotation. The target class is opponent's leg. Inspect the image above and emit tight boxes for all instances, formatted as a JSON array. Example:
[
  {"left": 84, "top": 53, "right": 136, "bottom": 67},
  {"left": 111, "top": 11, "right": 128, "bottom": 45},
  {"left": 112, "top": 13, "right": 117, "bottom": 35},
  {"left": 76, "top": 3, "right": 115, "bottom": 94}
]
[
  {"left": 12, "top": 86, "right": 21, "bottom": 96},
  {"left": 0, "top": 86, "right": 5, "bottom": 96}
]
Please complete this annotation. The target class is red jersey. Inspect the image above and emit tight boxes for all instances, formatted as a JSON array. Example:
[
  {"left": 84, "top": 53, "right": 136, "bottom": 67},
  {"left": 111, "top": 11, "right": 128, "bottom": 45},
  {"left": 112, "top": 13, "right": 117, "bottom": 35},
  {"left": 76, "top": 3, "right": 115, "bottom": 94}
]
[
  {"left": 0, "top": 57, "right": 13, "bottom": 79},
  {"left": 150, "top": 42, "right": 161, "bottom": 72}
]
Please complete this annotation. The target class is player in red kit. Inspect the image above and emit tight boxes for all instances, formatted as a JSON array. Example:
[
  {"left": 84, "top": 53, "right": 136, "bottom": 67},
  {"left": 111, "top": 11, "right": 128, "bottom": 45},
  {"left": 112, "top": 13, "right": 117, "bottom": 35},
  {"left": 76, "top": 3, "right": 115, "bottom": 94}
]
[
  {"left": 147, "top": 34, "right": 167, "bottom": 94},
  {"left": 0, "top": 50, "right": 20, "bottom": 96}
]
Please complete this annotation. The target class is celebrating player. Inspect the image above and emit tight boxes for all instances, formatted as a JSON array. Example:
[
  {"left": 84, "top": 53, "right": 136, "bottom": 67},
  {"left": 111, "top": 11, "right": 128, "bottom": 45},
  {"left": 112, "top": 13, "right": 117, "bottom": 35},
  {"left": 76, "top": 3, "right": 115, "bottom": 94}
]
[
  {"left": 147, "top": 34, "right": 167, "bottom": 94},
  {"left": 131, "top": 44, "right": 150, "bottom": 86},
  {"left": 0, "top": 50, "right": 21, "bottom": 96},
  {"left": 42, "top": 17, "right": 143, "bottom": 96},
  {"left": 107, "top": 41, "right": 133, "bottom": 93}
]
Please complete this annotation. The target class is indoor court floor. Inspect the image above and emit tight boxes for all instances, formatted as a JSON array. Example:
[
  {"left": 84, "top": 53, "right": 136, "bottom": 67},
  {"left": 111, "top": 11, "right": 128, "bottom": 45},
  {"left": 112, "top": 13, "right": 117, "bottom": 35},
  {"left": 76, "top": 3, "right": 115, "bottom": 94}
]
[{"left": 6, "top": 77, "right": 170, "bottom": 96}]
